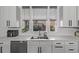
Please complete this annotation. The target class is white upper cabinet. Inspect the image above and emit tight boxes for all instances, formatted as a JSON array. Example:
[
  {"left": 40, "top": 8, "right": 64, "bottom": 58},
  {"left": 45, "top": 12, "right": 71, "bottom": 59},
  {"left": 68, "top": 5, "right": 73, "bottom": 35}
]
[
  {"left": 63, "top": 6, "right": 76, "bottom": 27},
  {"left": 77, "top": 7, "right": 79, "bottom": 20},
  {"left": 0, "top": 7, "right": 8, "bottom": 37},
  {"left": 7, "top": 6, "right": 20, "bottom": 27},
  {"left": 22, "top": 6, "right": 30, "bottom": 20},
  {"left": 76, "top": 6, "right": 79, "bottom": 27},
  {"left": 21, "top": 6, "right": 57, "bottom": 20},
  {"left": 32, "top": 6, "right": 47, "bottom": 20},
  {"left": 49, "top": 6, "right": 57, "bottom": 20},
  {"left": 59, "top": 6, "right": 79, "bottom": 27}
]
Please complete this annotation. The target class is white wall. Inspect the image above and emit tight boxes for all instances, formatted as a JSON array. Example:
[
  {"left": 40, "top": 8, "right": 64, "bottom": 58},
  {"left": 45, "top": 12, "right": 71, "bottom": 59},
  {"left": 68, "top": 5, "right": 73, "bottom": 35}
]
[{"left": 0, "top": 7, "right": 8, "bottom": 37}]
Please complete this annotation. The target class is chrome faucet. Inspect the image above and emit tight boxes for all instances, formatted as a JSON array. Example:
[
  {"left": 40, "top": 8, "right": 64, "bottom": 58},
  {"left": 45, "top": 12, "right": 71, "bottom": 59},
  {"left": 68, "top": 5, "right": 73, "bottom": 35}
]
[
  {"left": 38, "top": 30, "right": 41, "bottom": 38},
  {"left": 38, "top": 24, "right": 41, "bottom": 38}
]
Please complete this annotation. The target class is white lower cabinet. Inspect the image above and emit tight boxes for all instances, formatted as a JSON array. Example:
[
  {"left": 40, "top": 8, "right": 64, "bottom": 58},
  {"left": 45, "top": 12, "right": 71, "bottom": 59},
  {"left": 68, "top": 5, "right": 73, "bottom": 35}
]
[
  {"left": 51, "top": 40, "right": 78, "bottom": 53},
  {"left": 51, "top": 40, "right": 65, "bottom": 53},
  {"left": 28, "top": 40, "right": 78, "bottom": 53},
  {"left": 28, "top": 40, "right": 51, "bottom": 53}
]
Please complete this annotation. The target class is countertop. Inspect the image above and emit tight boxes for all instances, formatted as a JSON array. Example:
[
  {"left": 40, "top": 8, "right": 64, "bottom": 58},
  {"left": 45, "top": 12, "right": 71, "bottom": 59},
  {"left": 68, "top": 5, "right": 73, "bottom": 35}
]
[
  {"left": 49, "top": 36, "right": 79, "bottom": 40},
  {"left": 0, "top": 35, "right": 31, "bottom": 41},
  {"left": 0, "top": 35, "right": 79, "bottom": 42}
]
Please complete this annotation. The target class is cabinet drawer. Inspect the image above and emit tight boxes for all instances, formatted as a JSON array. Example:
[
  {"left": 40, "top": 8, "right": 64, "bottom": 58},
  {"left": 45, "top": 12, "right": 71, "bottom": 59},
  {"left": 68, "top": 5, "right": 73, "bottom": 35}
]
[
  {"left": 53, "top": 40, "right": 65, "bottom": 45},
  {"left": 65, "top": 41, "right": 78, "bottom": 46},
  {"left": 54, "top": 45, "right": 64, "bottom": 48},
  {"left": 52, "top": 45, "right": 65, "bottom": 53},
  {"left": 65, "top": 45, "right": 78, "bottom": 53}
]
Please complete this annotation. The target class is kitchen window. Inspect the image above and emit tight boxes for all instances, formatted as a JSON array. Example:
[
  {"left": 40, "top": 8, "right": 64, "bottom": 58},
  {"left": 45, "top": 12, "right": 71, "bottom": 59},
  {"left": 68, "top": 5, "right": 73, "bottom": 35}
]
[
  {"left": 50, "top": 20, "right": 56, "bottom": 31},
  {"left": 33, "top": 20, "right": 46, "bottom": 31},
  {"left": 22, "top": 20, "right": 29, "bottom": 33}
]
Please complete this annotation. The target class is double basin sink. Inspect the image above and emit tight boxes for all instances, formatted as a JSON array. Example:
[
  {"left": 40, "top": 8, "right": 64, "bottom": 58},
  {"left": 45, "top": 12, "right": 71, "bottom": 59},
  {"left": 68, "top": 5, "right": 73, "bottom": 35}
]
[{"left": 31, "top": 36, "right": 48, "bottom": 39}]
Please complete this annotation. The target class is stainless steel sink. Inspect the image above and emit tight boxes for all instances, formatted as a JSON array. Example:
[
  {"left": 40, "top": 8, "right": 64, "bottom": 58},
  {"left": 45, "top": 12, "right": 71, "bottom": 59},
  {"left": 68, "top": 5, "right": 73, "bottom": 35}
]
[
  {"left": 31, "top": 36, "right": 48, "bottom": 39},
  {"left": 31, "top": 32, "right": 48, "bottom": 39}
]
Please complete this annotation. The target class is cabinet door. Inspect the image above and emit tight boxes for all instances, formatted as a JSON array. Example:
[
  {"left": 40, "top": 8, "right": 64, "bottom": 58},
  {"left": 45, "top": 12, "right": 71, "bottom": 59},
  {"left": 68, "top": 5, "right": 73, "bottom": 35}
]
[
  {"left": 39, "top": 40, "right": 51, "bottom": 53},
  {"left": 27, "top": 40, "right": 39, "bottom": 53},
  {"left": 49, "top": 8, "right": 57, "bottom": 19},
  {"left": 22, "top": 8, "right": 30, "bottom": 20},
  {"left": 7, "top": 7, "right": 19, "bottom": 27},
  {"left": 77, "top": 7, "right": 79, "bottom": 27},
  {"left": 33, "top": 8, "right": 47, "bottom": 19},
  {"left": 63, "top": 6, "right": 76, "bottom": 27},
  {"left": 0, "top": 7, "right": 8, "bottom": 37}
]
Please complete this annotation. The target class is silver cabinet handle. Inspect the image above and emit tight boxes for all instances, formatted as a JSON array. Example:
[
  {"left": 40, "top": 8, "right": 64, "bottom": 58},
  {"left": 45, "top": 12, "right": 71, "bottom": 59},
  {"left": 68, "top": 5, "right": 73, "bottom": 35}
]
[
  {"left": 6, "top": 20, "right": 8, "bottom": 26},
  {"left": 6, "top": 20, "right": 10, "bottom": 26},
  {"left": 0, "top": 46, "right": 2, "bottom": 53},
  {"left": 0, "top": 43, "right": 3, "bottom": 44},
  {"left": 56, "top": 43, "right": 61, "bottom": 44},
  {"left": 69, "top": 20, "right": 72, "bottom": 26},
  {"left": 38, "top": 47, "right": 42, "bottom": 53},
  {"left": 39, "top": 47, "right": 42, "bottom": 53},
  {"left": 55, "top": 46, "right": 63, "bottom": 48},
  {"left": 69, "top": 43, "right": 74, "bottom": 44},
  {"left": 68, "top": 49, "right": 74, "bottom": 51},
  {"left": 38, "top": 47, "right": 40, "bottom": 53},
  {"left": 77, "top": 20, "right": 79, "bottom": 26},
  {"left": 9, "top": 20, "right": 10, "bottom": 26}
]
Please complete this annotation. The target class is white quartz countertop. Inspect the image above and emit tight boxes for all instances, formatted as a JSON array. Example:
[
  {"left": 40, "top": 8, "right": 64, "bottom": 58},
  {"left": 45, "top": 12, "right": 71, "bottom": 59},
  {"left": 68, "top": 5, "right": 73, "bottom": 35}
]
[
  {"left": 0, "top": 35, "right": 31, "bottom": 42},
  {"left": 0, "top": 35, "right": 79, "bottom": 42},
  {"left": 49, "top": 36, "right": 79, "bottom": 40}
]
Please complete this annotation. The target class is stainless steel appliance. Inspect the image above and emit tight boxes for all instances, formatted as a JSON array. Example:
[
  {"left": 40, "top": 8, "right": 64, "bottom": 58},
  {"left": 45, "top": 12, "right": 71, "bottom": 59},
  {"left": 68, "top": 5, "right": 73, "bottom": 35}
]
[
  {"left": 11, "top": 41, "right": 27, "bottom": 53},
  {"left": 7, "top": 30, "right": 19, "bottom": 37}
]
